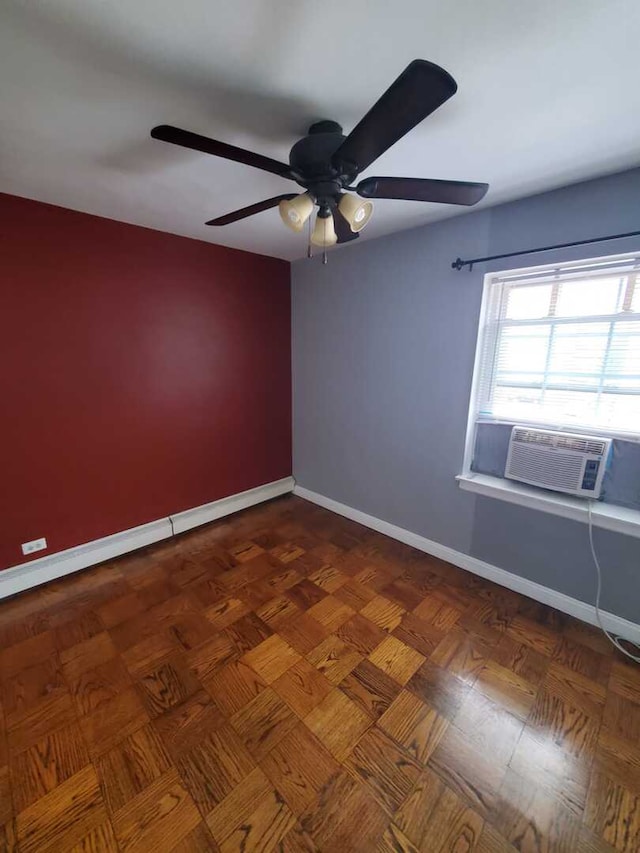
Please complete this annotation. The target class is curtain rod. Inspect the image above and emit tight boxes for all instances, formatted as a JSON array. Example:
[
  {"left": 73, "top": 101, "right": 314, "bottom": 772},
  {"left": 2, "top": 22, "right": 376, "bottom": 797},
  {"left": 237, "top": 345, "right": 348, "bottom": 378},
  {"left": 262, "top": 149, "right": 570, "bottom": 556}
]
[{"left": 451, "top": 229, "right": 640, "bottom": 272}]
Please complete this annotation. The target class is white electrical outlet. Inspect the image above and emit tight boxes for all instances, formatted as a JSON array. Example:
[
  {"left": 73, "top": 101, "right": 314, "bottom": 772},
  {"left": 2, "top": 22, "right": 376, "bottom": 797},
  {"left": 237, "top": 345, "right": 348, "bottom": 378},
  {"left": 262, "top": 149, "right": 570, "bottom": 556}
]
[{"left": 21, "top": 537, "right": 47, "bottom": 555}]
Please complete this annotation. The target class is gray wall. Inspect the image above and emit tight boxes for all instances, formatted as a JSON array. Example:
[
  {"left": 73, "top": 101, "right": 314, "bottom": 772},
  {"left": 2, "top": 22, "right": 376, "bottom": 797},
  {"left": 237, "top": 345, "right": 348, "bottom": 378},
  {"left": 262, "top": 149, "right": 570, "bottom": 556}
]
[{"left": 292, "top": 167, "right": 640, "bottom": 622}]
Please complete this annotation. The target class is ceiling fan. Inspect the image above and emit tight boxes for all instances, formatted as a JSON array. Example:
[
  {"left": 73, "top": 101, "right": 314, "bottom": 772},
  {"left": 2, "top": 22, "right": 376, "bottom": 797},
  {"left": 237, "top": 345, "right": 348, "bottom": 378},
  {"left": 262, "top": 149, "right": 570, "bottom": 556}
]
[{"left": 150, "top": 59, "right": 488, "bottom": 254}]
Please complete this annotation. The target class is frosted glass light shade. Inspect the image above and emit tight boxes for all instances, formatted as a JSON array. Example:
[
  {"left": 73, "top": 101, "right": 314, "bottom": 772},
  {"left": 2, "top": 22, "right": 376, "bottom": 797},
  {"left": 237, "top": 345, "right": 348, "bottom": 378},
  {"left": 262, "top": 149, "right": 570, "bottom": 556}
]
[
  {"left": 338, "top": 193, "right": 373, "bottom": 232},
  {"left": 311, "top": 212, "right": 337, "bottom": 247},
  {"left": 279, "top": 193, "right": 314, "bottom": 232}
]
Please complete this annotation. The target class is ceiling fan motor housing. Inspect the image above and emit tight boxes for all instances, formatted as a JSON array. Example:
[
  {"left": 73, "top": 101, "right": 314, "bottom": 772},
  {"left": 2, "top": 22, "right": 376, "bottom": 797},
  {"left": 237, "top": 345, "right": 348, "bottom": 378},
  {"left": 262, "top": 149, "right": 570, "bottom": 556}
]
[{"left": 289, "top": 121, "right": 356, "bottom": 209}]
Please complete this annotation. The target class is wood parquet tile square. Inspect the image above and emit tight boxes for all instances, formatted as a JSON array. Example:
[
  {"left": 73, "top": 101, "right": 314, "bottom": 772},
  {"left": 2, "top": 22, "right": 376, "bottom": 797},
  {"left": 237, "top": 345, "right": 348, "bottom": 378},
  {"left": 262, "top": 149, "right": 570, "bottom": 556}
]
[
  {"left": 360, "top": 594, "right": 406, "bottom": 632},
  {"left": 137, "top": 656, "right": 201, "bottom": 718},
  {"left": 10, "top": 723, "right": 89, "bottom": 813},
  {"left": 596, "top": 728, "right": 640, "bottom": 794},
  {"left": 306, "top": 594, "right": 355, "bottom": 632},
  {"left": 186, "top": 633, "right": 239, "bottom": 681},
  {"left": 602, "top": 690, "right": 640, "bottom": 742},
  {"left": 204, "top": 596, "right": 250, "bottom": 631},
  {"left": 260, "top": 722, "right": 339, "bottom": 815},
  {"left": 272, "top": 659, "right": 332, "bottom": 718},
  {"left": 428, "top": 723, "right": 507, "bottom": 820},
  {"left": 553, "top": 635, "right": 612, "bottom": 687},
  {"left": 177, "top": 724, "right": 255, "bottom": 815},
  {"left": 68, "top": 656, "right": 133, "bottom": 716},
  {"left": 96, "top": 723, "right": 171, "bottom": 813},
  {"left": 169, "top": 612, "right": 218, "bottom": 652},
  {"left": 7, "top": 691, "right": 77, "bottom": 755},
  {"left": 393, "top": 611, "right": 445, "bottom": 658},
  {"left": 80, "top": 687, "right": 149, "bottom": 759},
  {"left": 528, "top": 686, "right": 601, "bottom": 759},
  {"left": 368, "top": 635, "right": 425, "bottom": 685},
  {"left": 241, "top": 634, "right": 301, "bottom": 685},
  {"left": 2, "top": 657, "right": 66, "bottom": 718},
  {"left": 430, "top": 629, "right": 492, "bottom": 686},
  {"left": 224, "top": 612, "right": 273, "bottom": 654},
  {"left": 609, "top": 658, "right": 640, "bottom": 704},
  {"left": 205, "top": 765, "right": 272, "bottom": 844},
  {"left": 152, "top": 690, "right": 225, "bottom": 761},
  {"left": 333, "top": 578, "right": 377, "bottom": 612},
  {"left": 509, "top": 724, "right": 591, "bottom": 817},
  {"left": 473, "top": 658, "right": 538, "bottom": 720},
  {"left": 492, "top": 766, "right": 582, "bottom": 853},
  {"left": 278, "top": 612, "right": 329, "bottom": 656},
  {"left": 344, "top": 726, "right": 422, "bottom": 813},
  {"left": 111, "top": 767, "right": 201, "bottom": 852},
  {"left": 299, "top": 769, "right": 388, "bottom": 851},
  {"left": 454, "top": 689, "right": 524, "bottom": 764},
  {"left": 217, "top": 785, "right": 295, "bottom": 853},
  {"left": 394, "top": 765, "right": 448, "bottom": 848},
  {"left": 15, "top": 764, "right": 107, "bottom": 853},
  {"left": 339, "top": 659, "right": 402, "bottom": 720},
  {"left": 230, "top": 687, "right": 298, "bottom": 762},
  {"left": 378, "top": 690, "right": 449, "bottom": 766},
  {"left": 0, "top": 632, "right": 56, "bottom": 681},
  {"left": 337, "top": 612, "right": 388, "bottom": 655},
  {"left": 256, "top": 594, "right": 301, "bottom": 629},
  {"left": 120, "top": 631, "right": 179, "bottom": 678},
  {"left": 53, "top": 610, "right": 105, "bottom": 653},
  {"left": 306, "top": 634, "right": 363, "bottom": 685},
  {"left": 284, "top": 579, "right": 327, "bottom": 611},
  {"left": 493, "top": 632, "right": 550, "bottom": 688},
  {"left": 303, "top": 689, "right": 372, "bottom": 762},
  {"left": 1, "top": 494, "right": 639, "bottom": 851},
  {"left": 406, "top": 660, "right": 470, "bottom": 721},
  {"left": 203, "top": 658, "right": 267, "bottom": 717}
]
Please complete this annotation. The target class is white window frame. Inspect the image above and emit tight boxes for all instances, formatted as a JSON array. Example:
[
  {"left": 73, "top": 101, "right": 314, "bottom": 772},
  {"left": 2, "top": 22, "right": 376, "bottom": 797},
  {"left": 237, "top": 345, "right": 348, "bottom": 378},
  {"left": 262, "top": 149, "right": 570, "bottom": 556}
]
[{"left": 458, "top": 249, "right": 640, "bottom": 539}]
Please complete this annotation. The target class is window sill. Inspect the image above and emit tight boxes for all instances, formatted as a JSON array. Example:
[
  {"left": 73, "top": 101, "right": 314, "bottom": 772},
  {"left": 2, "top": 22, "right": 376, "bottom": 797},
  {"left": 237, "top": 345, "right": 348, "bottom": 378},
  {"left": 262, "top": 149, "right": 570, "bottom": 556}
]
[{"left": 456, "top": 473, "right": 640, "bottom": 539}]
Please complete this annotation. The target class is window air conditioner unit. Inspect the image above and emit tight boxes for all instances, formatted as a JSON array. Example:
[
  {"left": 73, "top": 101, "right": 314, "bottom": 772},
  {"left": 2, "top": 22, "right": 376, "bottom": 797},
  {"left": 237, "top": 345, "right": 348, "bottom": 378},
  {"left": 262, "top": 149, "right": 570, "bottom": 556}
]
[{"left": 505, "top": 427, "right": 611, "bottom": 499}]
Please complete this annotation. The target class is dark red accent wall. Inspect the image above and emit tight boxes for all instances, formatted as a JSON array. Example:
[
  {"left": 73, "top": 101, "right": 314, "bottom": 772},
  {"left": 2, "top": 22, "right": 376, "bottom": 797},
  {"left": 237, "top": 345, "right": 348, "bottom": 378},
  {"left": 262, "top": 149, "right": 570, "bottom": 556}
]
[{"left": 0, "top": 193, "right": 291, "bottom": 571}]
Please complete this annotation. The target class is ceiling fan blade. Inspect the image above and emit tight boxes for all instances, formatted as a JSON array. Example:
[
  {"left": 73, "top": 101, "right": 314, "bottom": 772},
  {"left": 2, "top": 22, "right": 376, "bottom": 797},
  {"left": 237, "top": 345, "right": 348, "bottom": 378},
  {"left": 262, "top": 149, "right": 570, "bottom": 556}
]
[
  {"left": 357, "top": 176, "right": 489, "bottom": 206},
  {"left": 206, "top": 194, "right": 297, "bottom": 226},
  {"left": 331, "top": 60, "right": 457, "bottom": 175},
  {"left": 151, "top": 125, "right": 293, "bottom": 179},
  {"left": 333, "top": 206, "right": 360, "bottom": 244}
]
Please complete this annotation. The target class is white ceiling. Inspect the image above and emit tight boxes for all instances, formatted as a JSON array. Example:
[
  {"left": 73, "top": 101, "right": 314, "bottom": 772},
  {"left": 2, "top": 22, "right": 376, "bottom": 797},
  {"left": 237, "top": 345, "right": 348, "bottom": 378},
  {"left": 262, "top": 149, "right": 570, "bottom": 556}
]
[{"left": 1, "top": 0, "right": 639, "bottom": 261}]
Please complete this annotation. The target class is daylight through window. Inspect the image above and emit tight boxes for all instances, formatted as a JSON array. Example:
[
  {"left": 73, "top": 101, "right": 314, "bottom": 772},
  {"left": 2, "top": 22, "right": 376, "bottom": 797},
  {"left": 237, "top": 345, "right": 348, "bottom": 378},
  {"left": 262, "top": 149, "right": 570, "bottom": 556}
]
[{"left": 473, "top": 253, "right": 640, "bottom": 437}]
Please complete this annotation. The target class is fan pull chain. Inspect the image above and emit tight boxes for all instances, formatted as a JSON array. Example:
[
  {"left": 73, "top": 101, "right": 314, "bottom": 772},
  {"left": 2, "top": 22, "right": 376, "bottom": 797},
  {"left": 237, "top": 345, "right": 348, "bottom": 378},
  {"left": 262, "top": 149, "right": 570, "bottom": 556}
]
[
  {"left": 307, "top": 214, "right": 313, "bottom": 259},
  {"left": 322, "top": 215, "right": 328, "bottom": 265}
]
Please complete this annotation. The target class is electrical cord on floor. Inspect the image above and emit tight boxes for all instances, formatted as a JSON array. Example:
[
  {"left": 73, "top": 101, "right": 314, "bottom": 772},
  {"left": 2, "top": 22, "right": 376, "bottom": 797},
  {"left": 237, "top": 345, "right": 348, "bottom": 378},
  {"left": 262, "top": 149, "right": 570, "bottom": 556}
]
[{"left": 588, "top": 500, "right": 640, "bottom": 664}]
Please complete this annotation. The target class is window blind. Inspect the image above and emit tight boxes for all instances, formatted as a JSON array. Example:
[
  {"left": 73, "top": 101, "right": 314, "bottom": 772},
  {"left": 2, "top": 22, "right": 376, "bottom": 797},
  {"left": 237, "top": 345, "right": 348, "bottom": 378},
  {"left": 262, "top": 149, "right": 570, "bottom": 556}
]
[{"left": 474, "top": 252, "right": 640, "bottom": 437}]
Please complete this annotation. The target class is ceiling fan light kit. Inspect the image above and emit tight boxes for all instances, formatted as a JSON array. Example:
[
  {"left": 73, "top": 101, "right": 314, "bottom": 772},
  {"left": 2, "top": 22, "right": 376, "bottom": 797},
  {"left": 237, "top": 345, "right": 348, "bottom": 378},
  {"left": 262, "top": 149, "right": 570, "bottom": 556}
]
[
  {"left": 151, "top": 59, "right": 489, "bottom": 259},
  {"left": 279, "top": 193, "right": 314, "bottom": 233},
  {"left": 338, "top": 193, "right": 374, "bottom": 232},
  {"left": 311, "top": 210, "right": 338, "bottom": 248}
]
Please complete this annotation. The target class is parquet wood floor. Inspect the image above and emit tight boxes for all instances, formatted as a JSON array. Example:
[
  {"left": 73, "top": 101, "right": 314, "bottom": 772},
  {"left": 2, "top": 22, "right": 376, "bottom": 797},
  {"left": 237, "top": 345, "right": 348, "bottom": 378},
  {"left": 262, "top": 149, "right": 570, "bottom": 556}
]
[{"left": 1, "top": 494, "right": 639, "bottom": 852}]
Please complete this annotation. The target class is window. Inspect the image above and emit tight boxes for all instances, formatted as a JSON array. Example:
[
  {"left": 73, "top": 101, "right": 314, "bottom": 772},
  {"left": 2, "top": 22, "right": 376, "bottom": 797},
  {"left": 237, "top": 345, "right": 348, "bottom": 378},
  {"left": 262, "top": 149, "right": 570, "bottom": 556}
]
[{"left": 471, "top": 252, "right": 640, "bottom": 438}]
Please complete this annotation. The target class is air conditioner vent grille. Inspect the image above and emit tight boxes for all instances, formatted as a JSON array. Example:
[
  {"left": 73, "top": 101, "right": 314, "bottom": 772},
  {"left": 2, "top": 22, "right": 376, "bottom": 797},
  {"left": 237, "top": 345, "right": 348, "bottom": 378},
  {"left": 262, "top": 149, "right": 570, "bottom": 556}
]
[
  {"left": 509, "top": 445, "right": 583, "bottom": 490},
  {"left": 512, "top": 428, "right": 606, "bottom": 456}
]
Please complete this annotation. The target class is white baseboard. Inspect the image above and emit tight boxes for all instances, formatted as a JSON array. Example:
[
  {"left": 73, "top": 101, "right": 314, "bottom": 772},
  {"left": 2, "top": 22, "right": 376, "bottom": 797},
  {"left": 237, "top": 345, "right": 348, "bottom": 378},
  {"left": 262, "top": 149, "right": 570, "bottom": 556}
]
[
  {"left": 293, "top": 484, "right": 640, "bottom": 646},
  {"left": 0, "top": 477, "right": 294, "bottom": 601},
  {"left": 171, "top": 477, "right": 294, "bottom": 534}
]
